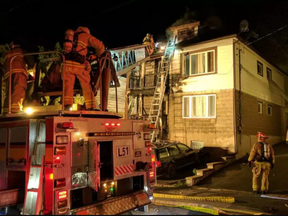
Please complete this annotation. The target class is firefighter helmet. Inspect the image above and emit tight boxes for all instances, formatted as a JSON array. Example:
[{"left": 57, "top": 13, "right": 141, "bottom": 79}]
[
  {"left": 257, "top": 132, "right": 268, "bottom": 139},
  {"left": 9, "top": 41, "right": 21, "bottom": 49},
  {"left": 77, "top": 26, "right": 90, "bottom": 34}
]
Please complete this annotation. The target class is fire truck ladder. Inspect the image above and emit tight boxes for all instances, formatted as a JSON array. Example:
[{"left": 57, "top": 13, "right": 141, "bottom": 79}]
[
  {"left": 23, "top": 120, "right": 46, "bottom": 215},
  {"left": 148, "top": 37, "right": 177, "bottom": 142},
  {"left": 109, "top": 44, "right": 151, "bottom": 77}
]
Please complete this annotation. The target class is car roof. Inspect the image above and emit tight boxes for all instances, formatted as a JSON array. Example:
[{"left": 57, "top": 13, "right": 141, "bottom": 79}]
[{"left": 152, "top": 141, "right": 185, "bottom": 149}]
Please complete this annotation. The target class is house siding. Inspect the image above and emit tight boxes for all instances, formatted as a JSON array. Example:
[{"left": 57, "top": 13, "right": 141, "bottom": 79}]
[
  {"left": 168, "top": 89, "right": 235, "bottom": 153},
  {"left": 168, "top": 38, "right": 236, "bottom": 153},
  {"left": 234, "top": 40, "right": 286, "bottom": 158}
]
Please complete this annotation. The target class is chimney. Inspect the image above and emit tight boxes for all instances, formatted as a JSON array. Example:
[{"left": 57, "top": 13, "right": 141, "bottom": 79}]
[{"left": 168, "top": 21, "right": 200, "bottom": 43}]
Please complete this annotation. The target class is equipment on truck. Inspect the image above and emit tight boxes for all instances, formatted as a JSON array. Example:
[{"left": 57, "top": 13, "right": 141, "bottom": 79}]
[{"left": 0, "top": 51, "right": 156, "bottom": 215}]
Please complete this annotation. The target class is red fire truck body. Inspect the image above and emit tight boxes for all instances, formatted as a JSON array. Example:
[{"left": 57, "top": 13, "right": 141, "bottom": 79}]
[{"left": 0, "top": 111, "right": 154, "bottom": 215}]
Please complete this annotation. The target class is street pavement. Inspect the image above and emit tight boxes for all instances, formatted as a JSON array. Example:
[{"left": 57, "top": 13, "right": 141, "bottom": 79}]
[
  {"left": 197, "top": 142, "right": 288, "bottom": 194},
  {"left": 154, "top": 187, "right": 288, "bottom": 215},
  {"left": 151, "top": 143, "right": 288, "bottom": 215},
  {"left": 122, "top": 204, "right": 210, "bottom": 215}
]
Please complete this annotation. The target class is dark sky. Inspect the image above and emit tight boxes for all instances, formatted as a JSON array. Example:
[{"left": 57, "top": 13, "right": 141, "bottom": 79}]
[{"left": 0, "top": 0, "right": 284, "bottom": 52}]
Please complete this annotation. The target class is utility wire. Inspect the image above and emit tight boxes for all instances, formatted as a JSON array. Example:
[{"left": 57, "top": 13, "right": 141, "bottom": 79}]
[
  {"left": 246, "top": 24, "right": 288, "bottom": 45},
  {"left": 1, "top": 0, "right": 34, "bottom": 16}
]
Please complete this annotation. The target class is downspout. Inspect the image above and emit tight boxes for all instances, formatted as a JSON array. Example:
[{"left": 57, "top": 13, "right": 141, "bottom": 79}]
[
  {"left": 232, "top": 39, "right": 242, "bottom": 154},
  {"left": 238, "top": 44, "right": 242, "bottom": 147}
]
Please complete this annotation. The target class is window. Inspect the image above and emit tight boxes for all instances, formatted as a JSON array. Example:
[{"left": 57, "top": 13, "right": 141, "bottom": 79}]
[
  {"left": 267, "top": 67, "right": 272, "bottom": 80},
  {"left": 183, "top": 95, "right": 216, "bottom": 118},
  {"left": 168, "top": 145, "right": 180, "bottom": 156},
  {"left": 183, "top": 49, "right": 216, "bottom": 76},
  {"left": 158, "top": 148, "right": 169, "bottom": 159},
  {"left": 257, "top": 61, "right": 263, "bottom": 76},
  {"left": 177, "top": 144, "right": 190, "bottom": 152},
  {"left": 258, "top": 102, "right": 263, "bottom": 114},
  {"left": 178, "top": 28, "right": 194, "bottom": 41},
  {"left": 267, "top": 105, "right": 272, "bottom": 116}
]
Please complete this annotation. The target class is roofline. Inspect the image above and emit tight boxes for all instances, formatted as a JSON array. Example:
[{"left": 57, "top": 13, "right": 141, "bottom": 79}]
[
  {"left": 169, "top": 22, "right": 200, "bottom": 31},
  {"left": 235, "top": 35, "right": 287, "bottom": 76},
  {"left": 177, "top": 34, "right": 287, "bottom": 76}
]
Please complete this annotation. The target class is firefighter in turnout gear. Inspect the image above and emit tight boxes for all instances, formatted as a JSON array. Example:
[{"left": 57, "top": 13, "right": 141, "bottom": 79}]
[
  {"left": 143, "top": 33, "right": 155, "bottom": 55},
  {"left": 2, "top": 42, "right": 35, "bottom": 113},
  {"left": 63, "top": 26, "right": 105, "bottom": 110},
  {"left": 248, "top": 132, "right": 275, "bottom": 194}
]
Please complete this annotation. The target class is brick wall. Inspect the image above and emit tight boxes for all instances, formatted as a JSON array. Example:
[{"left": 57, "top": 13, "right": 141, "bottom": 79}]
[{"left": 168, "top": 89, "right": 235, "bottom": 153}]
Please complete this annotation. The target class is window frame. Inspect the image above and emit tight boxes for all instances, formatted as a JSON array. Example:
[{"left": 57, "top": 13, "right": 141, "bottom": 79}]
[
  {"left": 258, "top": 101, "right": 263, "bottom": 114},
  {"left": 182, "top": 47, "right": 217, "bottom": 76},
  {"left": 267, "top": 67, "right": 272, "bottom": 80},
  {"left": 168, "top": 145, "right": 180, "bottom": 156},
  {"left": 182, "top": 94, "right": 217, "bottom": 119},
  {"left": 257, "top": 61, "right": 263, "bottom": 77},
  {"left": 267, "top": 105, "right": 272, "bottom": 116}
]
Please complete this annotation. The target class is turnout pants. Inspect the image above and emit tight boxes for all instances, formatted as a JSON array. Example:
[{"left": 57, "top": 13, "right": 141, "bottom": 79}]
[
  {"left": 252, "top": 161, "right": 271, "bottom": 192},
  {"left": 64, "top": 63, "right": 96, "bottom": 110},
  {"left": 3, "top": 73, "right": 27, "bottom": 113}
]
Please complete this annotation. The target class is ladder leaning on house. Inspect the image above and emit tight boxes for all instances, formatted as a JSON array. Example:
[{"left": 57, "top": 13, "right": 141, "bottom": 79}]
[{"left": 148, "top": 36, "right": 177, "bottom": 142}]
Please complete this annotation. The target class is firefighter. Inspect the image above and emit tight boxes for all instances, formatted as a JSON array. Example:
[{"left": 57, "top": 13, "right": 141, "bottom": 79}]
[
  {"left": 248, "top": 132, "right": 275, "bottom": 194},
  {"left": 143, "top": 33, "right": 155, "bottom": 55},
  {"left": 2, "top": 42, "right": 35, "bottom": 113},
  {"left": 63, "top": 26, "right": 105, "bottom": 111}
]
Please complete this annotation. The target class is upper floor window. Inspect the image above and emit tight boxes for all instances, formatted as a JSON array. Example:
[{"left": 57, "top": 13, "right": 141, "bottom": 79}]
[
  {"left": 183, "top": 94, "right": 216, "bottom": 118},
  {"left": 183, "top": 48, "right": 216, "bottom": 76},
  {"left": 257, "top": 61, "right": 263, "bottom": 76},
  {"left": 267, "top": 67, "right": 272, "bottom": 80}
]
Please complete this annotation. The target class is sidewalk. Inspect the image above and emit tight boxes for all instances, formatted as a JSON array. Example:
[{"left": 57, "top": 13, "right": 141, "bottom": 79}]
[{"left": 153, "top": 187, "right": 288, "bottom": 215}]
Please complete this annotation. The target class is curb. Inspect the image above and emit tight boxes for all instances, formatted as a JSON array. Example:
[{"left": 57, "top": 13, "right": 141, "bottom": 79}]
[
  {"left": 193, "top": 186, "right": 288, "bottom": 199},
  {"left": 152, "top": 199, "right": 226, "bottom": 215},
  {"left": 153, "top": 193, "right": 235, "bottom": 203}
]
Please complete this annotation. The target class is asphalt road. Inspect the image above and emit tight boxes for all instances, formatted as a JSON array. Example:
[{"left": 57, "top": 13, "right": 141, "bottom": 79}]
[{"left": 122, "top": 204, "right": 211, "bottom": 215}]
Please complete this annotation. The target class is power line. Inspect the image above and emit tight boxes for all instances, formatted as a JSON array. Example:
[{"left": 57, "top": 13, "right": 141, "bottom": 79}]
[
  {"left": 246, "top": 24, "right": 288, "bottom": 46},
  {"left": 1, "top": 0, "right": 34, "bottom": 16}
]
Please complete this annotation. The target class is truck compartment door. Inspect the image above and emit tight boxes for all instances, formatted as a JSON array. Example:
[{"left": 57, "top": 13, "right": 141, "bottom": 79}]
[
  {"left": 88, "top": 140, "right": 100, "bottom": 192},
  {"left": 113, "top": 139, "right": 134, "bottom": 181}
]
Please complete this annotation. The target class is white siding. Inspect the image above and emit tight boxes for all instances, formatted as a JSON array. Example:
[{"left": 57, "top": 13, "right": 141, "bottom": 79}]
[
  {"left": 235, "top": 41, "right": 286, "bottom": 107},
  {"left": 175, "top": 38, "right": 234, "bottom": 92}
]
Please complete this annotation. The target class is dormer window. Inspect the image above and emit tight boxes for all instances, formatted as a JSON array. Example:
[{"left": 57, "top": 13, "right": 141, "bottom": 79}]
[{"left": 177, "top": 28, "right": 194, "bottom": 41}]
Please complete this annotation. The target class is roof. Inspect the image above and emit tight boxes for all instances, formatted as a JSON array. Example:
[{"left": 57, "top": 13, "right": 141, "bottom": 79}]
[{"left": 176, "top": 31, "right": 287, "bottom": 76}]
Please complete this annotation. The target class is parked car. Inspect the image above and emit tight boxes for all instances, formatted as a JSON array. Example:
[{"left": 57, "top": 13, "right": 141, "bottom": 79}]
[{"left": 152, "top": 141, "right": 205, "bottom": 179}]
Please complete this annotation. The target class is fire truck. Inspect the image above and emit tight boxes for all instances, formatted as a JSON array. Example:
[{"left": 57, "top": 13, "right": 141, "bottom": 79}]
[{"left": 0, "top": 46, "right": 156, "bottom": 215}]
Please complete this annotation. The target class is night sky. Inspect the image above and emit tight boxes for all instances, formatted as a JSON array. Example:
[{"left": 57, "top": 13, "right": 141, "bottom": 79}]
[{"left": 0, "top": 0, "right": 286, "bottom": 53}]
